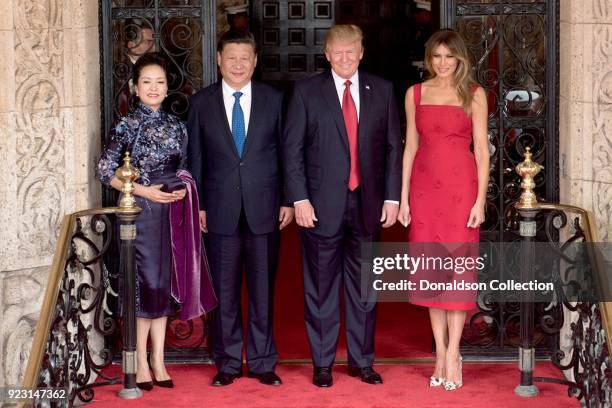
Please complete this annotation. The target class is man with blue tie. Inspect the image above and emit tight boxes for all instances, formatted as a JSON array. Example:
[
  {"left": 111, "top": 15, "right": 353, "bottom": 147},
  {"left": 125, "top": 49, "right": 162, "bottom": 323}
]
[{"left": 185, "top": 31, "right": 293, "bottom": 387}]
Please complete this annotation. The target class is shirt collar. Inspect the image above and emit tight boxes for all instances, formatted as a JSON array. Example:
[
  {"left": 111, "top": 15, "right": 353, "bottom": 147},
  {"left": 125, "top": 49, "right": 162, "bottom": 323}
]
[
  {"left": 331, "top": 69, "right": 359, "bottom": 91},
  {"left": 128, "top": 53, "right": 138, "bottom": 65},
  {"left": 222, "top": 79, "right": 252, "bottom": 98}
]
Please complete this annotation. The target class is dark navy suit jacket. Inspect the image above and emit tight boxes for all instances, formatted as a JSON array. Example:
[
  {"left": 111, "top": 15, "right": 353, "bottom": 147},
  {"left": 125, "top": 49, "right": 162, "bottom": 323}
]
[
  {"left": 185, "top": 80, "right": 284, "bottom": 235},
  {"left": 282, "top": 70, "right": 402, "bottom": 237}
]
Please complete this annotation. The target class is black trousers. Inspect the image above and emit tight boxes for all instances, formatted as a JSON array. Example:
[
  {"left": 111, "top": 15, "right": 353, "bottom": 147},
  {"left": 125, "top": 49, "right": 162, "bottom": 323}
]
[
  {"left": 301, "top": 189, "right": 377, "bottom": 368},
  {"left": 207, "top": 212, "right": 280, "bottom": 374}
]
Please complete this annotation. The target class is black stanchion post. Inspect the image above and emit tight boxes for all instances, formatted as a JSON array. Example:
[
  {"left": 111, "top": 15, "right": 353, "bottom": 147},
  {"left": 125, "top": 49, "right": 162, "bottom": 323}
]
[
  {"left": 514, "top": 147, "right": 542, "bottom": 398},
  {"left": 115, "top": 152, "right": 143, "bottom": 400},
  {"left": 515, "top": 208, "right": 538, "bottom": 396}
]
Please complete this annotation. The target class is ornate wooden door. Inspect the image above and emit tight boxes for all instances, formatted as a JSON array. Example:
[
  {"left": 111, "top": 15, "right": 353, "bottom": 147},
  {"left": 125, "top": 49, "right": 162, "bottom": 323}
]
[{"left": 251, "top": 0, "right": 336, "bottom": 85}]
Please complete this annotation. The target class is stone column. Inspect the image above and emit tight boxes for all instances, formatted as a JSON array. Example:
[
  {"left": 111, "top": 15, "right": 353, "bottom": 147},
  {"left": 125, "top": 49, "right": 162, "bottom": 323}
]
[
  {"left": 559, "top": 0, "right": 612, "bottom": 240},
  {"left": 0, "top": 0, "right": 101, "bottom": 386}
]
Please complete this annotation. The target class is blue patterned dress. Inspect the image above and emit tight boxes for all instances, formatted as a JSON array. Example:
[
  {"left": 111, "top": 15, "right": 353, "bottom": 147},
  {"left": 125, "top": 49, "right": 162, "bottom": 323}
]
[{"left": 97, "top": 103, "right": 187, "bottom": 318}]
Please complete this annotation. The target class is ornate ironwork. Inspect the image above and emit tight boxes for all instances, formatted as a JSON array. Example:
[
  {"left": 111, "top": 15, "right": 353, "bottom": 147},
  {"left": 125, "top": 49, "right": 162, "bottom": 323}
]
[
  {"left": 457, "top": 3, "right": 546, "bottom": 16},
  {"left": 37, "top": 213, "right": 121, "bottom": 406},
  {"left": 102, "top": 1, "right": 214, "bottom": 122},
  {"left": 528, "top": 206, "right": 611, "bottom": 407},
  {"left": 502, "top": 147, "right": 611, "bottom": 405},
  {"left": 548, "top": 301, "right": 612, "bottom": 407},
  {"left": 164, "top": 315, "right": 212, "bottom": 361},
  {"left": 34, "top": 150, "right": 145, "bottom": 403},
  {"left": 455, "top": 1, "right": 554, "bottom": 242},
  {"left": 112, "top": 8, "right": 203, "bottom": 19},
  {"left": 442, "top": 0, "right": 560, "bottom": 358}
]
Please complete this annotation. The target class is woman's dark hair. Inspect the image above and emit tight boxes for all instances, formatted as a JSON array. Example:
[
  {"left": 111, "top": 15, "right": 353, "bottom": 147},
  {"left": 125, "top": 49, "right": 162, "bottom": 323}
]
[{"left": 132, "top": 52, "right": 169, "bottom": 84}]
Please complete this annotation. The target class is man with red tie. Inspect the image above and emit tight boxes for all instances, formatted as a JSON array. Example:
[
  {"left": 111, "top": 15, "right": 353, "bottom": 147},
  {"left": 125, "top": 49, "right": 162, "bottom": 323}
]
[{"left": 282, "top": 24, "right": 402, "bottom": 388}]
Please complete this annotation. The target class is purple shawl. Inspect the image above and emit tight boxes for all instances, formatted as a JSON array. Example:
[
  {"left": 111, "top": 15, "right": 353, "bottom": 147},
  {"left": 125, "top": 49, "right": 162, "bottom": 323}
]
[{"left": 169, "top": 169, "right": 218, "bottom": 321}]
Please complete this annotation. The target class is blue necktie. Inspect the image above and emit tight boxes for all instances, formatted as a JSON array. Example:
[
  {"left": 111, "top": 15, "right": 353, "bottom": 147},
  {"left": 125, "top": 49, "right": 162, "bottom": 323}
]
[{"left": 231, "top": 91, "right": 246, "bottom": 157}]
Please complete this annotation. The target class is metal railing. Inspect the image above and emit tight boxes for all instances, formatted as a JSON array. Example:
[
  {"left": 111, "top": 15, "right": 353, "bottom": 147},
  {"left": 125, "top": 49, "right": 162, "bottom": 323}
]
[
  {"left": 18, "top": 154, "right": 143, "bottom": 406},
  {"left": 514, "top": 148, "right": 611, "bottom": 407}
]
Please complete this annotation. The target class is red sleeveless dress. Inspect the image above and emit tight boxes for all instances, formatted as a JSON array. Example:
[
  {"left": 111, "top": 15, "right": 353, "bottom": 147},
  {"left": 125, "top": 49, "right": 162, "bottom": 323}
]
[{"left": 408, "top": 83, "right": 479, "bottom": 311}]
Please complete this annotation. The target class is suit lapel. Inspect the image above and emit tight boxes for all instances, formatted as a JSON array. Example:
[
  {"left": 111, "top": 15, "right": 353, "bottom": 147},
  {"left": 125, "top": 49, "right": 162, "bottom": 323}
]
[
  {"left": 242, "top": 81, "right": 262, "bottom": 159},
  {"left": 320, "top": 71, "right": 349, "bottom": 152},
  {"left": 358, "top": 71, "right": 370, "bottom": 157},
  {"left": 212, "top": 82, "right": 240, "bottom": 158}
]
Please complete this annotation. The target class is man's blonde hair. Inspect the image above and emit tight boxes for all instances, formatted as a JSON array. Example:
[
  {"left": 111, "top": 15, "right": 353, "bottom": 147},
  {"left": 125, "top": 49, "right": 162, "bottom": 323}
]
[{"left": 324, "top": 24, "right": 364, "bottom": 50}]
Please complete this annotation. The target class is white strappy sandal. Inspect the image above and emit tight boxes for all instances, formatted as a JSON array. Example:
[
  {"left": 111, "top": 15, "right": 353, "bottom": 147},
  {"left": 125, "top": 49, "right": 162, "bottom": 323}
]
[
  {"left": 429, "top": 362, "right": 445, "bottom": 387},
  {"left": 430, "top": 376, "right": 445, "bottom": 387},
  {"left": 444, "top": 356, "right": 463, "bottom": 391}
]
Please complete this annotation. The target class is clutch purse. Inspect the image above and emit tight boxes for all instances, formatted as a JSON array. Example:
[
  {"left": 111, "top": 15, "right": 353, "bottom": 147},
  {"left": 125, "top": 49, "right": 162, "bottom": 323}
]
[{"left": 161, "top": 177, "right": 185, "bottom": 193}]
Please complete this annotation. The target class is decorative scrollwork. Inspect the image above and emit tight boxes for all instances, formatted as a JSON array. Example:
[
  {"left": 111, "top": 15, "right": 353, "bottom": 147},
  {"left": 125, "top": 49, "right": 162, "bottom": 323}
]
[
  {"left": 525, "top": 207, "right": 612, "bottom": 407},
  {"left": 455, "top": 1, "right": 558, "bottom": 363},
  {"left": 548, "top": 302, "right": 611, "bottom": 406},
  {"left": 37, "top": 214, "right": 121, "bottom": 406},
  {"left": 110, "top": 10, "right": 203, "bottom": 120},
  {"left": 165, "top": 314, "right": 210, "bottom": 353}
]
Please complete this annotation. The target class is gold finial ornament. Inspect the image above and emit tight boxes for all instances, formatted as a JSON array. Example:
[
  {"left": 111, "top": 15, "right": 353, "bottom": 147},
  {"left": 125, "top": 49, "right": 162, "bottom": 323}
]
[
  {"left": 515, "top": 147, "right": 544, "bottom": 210},
  {"left": 116, "top": 152, "right": 142, "bottom": 213}
]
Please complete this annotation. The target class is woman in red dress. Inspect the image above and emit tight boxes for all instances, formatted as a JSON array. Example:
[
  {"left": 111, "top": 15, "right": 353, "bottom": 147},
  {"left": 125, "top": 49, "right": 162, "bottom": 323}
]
[{"left": 398, "top": 29, "right": 489, "bottom": 391}]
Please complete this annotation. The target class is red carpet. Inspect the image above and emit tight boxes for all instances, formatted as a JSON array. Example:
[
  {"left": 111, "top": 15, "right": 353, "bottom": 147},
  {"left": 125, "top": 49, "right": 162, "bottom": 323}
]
[
  {"left": 91, "top": 362, "right": 578, "bottom": 407},
  {"left": 274, "top": 223, "right": 433, "bottom": 361},
  {"left": 92, "top": 224, "right": 579, "bottom": 406}
]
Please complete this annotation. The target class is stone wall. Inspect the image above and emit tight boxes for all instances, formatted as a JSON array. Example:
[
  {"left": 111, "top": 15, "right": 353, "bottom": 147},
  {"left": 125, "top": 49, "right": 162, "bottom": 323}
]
[
  {"left": 559, "top": 0, "right": 612, "bottom": 240},
  {"left": 0, "top": 0, "right": 101, "bottom": 386}
]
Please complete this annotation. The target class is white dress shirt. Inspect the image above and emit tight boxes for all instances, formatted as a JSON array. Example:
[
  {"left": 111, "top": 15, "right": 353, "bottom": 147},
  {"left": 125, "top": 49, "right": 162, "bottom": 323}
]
[
  {"left": 221, "top": 79, "right": 252, "bottom": 134},
  {"left": 331, "top": 69, "right": 360, "bottom": 120}
]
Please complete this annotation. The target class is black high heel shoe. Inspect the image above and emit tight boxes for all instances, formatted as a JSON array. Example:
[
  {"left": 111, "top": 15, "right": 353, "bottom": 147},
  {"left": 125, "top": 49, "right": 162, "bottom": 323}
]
[
  {"left": 150, "top": 357, "right": 174, "bottom": 388},
  {"left": 137, "top": 381, "right": 154, "bottom": 391},
  {"left": 151, "top": 362, "right": 174, "bottom": 388},
  {"left": 153, "top": 375, "right": 174, "bottom": 388}
]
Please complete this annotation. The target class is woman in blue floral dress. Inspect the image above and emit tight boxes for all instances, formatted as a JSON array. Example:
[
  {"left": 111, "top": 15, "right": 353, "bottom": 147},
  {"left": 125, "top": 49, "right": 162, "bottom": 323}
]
[{"left": 97, "top": 53, "right": 216, "bottom": 390}]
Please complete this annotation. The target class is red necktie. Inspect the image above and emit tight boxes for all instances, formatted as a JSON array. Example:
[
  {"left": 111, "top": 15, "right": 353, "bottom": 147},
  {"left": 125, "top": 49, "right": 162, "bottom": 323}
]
[{"left": 342, "top": 80, "right": 360, "bottom": 191}]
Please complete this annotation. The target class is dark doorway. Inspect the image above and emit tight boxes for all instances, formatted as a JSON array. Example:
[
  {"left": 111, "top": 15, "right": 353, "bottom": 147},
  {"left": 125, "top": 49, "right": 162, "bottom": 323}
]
[
  {"left": 335, "top": 0, "right": 440, "bottom": 115},
  {"left": 251, "top": 0, "right": 441, "bottom": 111}
]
